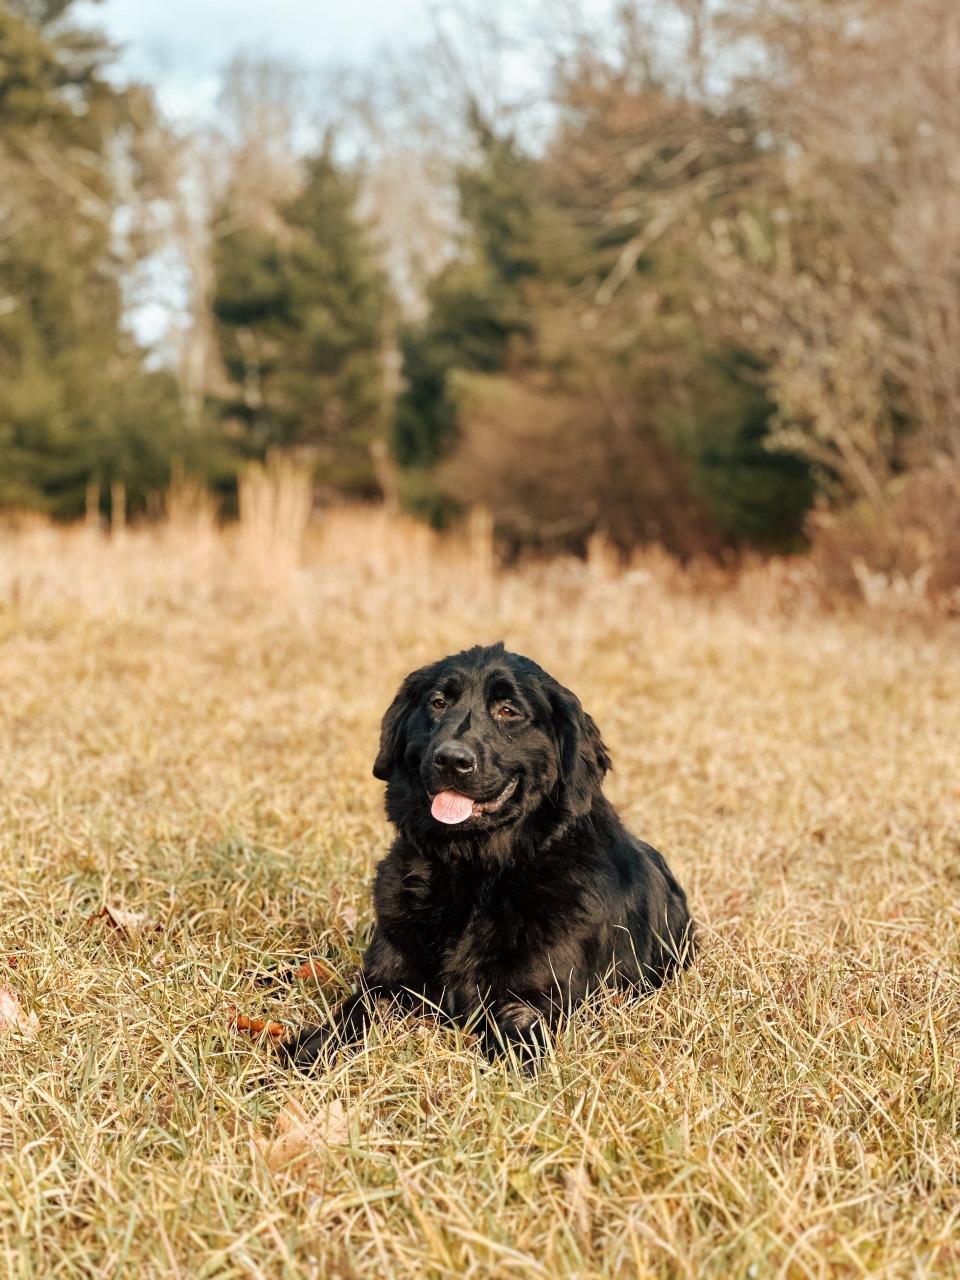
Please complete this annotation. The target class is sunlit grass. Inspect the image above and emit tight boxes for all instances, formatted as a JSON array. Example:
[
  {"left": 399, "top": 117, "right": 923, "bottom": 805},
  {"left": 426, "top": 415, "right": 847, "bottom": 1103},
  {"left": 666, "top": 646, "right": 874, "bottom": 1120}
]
[{"left": 1, "top": 512, "right": 958, "bottom": 1277}]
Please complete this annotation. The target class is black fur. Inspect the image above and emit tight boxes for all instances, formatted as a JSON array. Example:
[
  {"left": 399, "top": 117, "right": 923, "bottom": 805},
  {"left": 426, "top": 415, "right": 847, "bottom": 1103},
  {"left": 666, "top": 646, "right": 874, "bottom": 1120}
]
[{"left": 283, "top": 643, "right": 694, "bottom": 1069}]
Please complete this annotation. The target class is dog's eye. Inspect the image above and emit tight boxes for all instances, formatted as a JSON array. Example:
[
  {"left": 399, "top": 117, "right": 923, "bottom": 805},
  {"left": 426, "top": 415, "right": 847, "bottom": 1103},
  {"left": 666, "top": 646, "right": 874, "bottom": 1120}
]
[
  {"left": 430, "top": 695, "right": 447, "bottom": 712},
  {"left": 494, "top": 702, "right": 520, "bottom": 721}
]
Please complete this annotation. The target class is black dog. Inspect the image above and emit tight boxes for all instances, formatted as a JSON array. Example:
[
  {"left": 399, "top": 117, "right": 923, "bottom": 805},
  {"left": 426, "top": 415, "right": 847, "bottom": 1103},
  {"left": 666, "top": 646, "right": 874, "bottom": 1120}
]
[{"left": 282, "top": 643, "right": 694, "bottom": 1068}]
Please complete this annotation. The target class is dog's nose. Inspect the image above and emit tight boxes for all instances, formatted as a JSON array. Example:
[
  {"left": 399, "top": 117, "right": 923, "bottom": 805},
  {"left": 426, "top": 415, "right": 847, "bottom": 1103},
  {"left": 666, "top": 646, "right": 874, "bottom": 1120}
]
[{"left": 433, "top": 741, "right": 477, "bottom": 775}]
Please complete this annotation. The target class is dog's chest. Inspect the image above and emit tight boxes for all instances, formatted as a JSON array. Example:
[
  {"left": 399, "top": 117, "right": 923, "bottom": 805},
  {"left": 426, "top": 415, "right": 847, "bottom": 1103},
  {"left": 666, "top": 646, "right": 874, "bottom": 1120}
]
[
  {"left": 380, "top": 847, "right": 586, "bottom": 990},
  {"left": 431, "top": 863, "right": 565, "bottom": 990}
]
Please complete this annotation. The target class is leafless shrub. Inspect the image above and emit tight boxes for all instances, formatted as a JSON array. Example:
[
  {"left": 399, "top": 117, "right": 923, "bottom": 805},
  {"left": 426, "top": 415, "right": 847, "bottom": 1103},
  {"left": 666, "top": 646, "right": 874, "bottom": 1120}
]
[
  {"left": 808, "top": 463, "right": 960, "bottom": 614},
  {"left": 706, "top": 0, "right": 960, "bottom": 501},
  {"left": 440, "top": 374, "right": 723, "bottom": 560}
]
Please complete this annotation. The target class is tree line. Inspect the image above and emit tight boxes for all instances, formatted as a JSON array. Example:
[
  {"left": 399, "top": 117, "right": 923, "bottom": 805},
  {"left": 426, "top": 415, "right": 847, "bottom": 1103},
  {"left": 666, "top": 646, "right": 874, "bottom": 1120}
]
[{"left": 1, "top": 0, "right": 957, "bottom": 571}]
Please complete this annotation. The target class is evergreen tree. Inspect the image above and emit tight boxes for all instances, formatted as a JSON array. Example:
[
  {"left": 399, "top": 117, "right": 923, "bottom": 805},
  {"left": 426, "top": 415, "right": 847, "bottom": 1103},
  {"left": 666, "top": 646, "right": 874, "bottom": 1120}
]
[
  {"left": 212, "top": 150, "right": 388, "bottom": 496},
  {"left": 392, "top": 118, "right": 554, "bottom": 476},
  {"left": 0, "top": 0, "right": 192, "bottom": 516}
]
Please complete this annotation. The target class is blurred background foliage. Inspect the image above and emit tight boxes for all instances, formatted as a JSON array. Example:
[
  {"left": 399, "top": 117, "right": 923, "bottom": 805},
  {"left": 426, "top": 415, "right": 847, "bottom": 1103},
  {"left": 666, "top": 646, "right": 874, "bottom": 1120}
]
[{"left": 1, "top": 0, "right": 957, "bottom": 577}]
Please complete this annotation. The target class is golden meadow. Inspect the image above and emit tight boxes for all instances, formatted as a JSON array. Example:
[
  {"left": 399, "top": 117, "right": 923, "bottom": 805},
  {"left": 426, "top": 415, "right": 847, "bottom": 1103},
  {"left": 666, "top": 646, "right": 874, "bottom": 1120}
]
[{"left": 1, "top": 476, "right": 958, "bottom": 1277}]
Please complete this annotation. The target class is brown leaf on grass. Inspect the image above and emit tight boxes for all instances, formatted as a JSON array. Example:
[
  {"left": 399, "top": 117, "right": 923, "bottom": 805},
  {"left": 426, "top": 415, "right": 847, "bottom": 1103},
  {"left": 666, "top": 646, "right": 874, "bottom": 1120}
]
[
  {"left": 0, "top": 985, "right": 39, "bottom": 1039},
  {"left": 90, "top": 904, "right": 161, "bottom": 940},
  {"left": 290, "top": 957, "right": 338, "bottom": 986},
  {"left": 253, "top": 1097, "right": 350, "bottom": 1172}
]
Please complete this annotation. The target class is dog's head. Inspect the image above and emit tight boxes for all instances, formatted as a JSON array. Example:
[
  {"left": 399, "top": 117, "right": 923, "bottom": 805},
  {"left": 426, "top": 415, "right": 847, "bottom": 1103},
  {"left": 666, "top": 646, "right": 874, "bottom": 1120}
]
[{"left": 373, "top": 643, "right": 610, "bottom": 842}]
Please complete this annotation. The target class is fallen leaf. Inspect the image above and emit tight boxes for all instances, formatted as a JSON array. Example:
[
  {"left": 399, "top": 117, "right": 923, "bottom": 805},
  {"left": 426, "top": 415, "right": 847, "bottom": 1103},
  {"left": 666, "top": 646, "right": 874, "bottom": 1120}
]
[
  {"left": 0, "top": 984, "right": 39, "bottom": 1039},
  {"left": 90, "top": 904, "right": 160, "bottom": 940},
  {"left": 253, "top": 1097, "right": 350, "bottom": 1172},
  {"left": 290, "top": 957, "right": 338, "bottom": 986}
]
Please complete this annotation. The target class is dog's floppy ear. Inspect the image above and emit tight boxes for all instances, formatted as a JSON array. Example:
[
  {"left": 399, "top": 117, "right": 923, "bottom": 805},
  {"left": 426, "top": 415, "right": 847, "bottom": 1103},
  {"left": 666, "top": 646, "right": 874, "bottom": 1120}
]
[
  {"left": 373, "top": 667, "right": 428, "bottom": 781},
  {"left": 548, "top": 681, "right": 611, "bottom": 817}
]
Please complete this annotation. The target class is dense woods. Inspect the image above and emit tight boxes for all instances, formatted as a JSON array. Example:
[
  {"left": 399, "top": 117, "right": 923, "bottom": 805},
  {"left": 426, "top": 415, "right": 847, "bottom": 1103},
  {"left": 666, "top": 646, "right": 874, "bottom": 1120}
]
[{"left": 1, "top": 0, "right": 957, "bottom": 591}]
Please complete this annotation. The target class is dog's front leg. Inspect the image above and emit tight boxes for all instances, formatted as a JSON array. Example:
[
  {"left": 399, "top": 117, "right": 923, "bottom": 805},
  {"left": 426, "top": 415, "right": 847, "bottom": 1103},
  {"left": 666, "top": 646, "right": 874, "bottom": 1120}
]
[
  {"left": 280, "top": 978, "right": 416, "bottom": 1071},
  {"left": 281, "top": 927, "right": 429, "bottom": 1071}
]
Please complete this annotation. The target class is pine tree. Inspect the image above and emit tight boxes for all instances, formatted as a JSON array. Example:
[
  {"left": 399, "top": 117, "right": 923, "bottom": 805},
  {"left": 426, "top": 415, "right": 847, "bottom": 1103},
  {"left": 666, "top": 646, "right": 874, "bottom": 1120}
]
[
  {"left": 391, "top": 115, "right": 557, "bottom": 509},
  {"left": 212, "top": 150, "right": 388, "bottom": 496},
  {"left": 0, "top": 0, "right": 191, "bottom": 516}
]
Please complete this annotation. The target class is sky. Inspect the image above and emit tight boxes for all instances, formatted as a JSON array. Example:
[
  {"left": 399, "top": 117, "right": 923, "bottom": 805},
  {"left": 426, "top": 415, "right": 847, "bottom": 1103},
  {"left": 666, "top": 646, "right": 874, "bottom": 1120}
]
[{"left": 74, "top": 0, "right": 436, "bottom": 119}]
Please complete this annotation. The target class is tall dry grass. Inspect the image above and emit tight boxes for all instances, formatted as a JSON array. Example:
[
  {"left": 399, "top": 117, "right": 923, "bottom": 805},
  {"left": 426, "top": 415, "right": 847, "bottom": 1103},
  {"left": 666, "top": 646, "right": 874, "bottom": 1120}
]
[
  {"left": 238, "top": 454, "right": 314, "bottom": 589},
  {"left": 0, "top": 505, "right": 958, "bottom": 1277}
]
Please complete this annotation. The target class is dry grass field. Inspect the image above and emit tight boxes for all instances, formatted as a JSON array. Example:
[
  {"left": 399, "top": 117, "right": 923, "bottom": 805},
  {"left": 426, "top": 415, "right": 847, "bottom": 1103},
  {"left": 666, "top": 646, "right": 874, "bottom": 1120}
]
[{"left": 1, "top": 506, "right": 958, "bottom": 1278}]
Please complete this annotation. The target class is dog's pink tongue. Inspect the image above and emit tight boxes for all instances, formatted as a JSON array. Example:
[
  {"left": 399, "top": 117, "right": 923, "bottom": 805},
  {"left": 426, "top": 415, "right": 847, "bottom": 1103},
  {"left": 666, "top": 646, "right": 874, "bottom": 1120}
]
[{"left": 431, "top": 790, "right": 475, "bottom": 824}]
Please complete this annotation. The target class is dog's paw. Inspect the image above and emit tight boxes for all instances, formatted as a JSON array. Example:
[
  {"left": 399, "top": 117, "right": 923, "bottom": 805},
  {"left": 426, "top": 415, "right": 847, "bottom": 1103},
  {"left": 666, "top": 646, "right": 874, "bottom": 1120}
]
[
  {"left": 277, "top": 1023, "right": 338, "bottom": 1074},
  {"left": 480, "top": 1001, "right": 549, "bottom": 1070}
]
